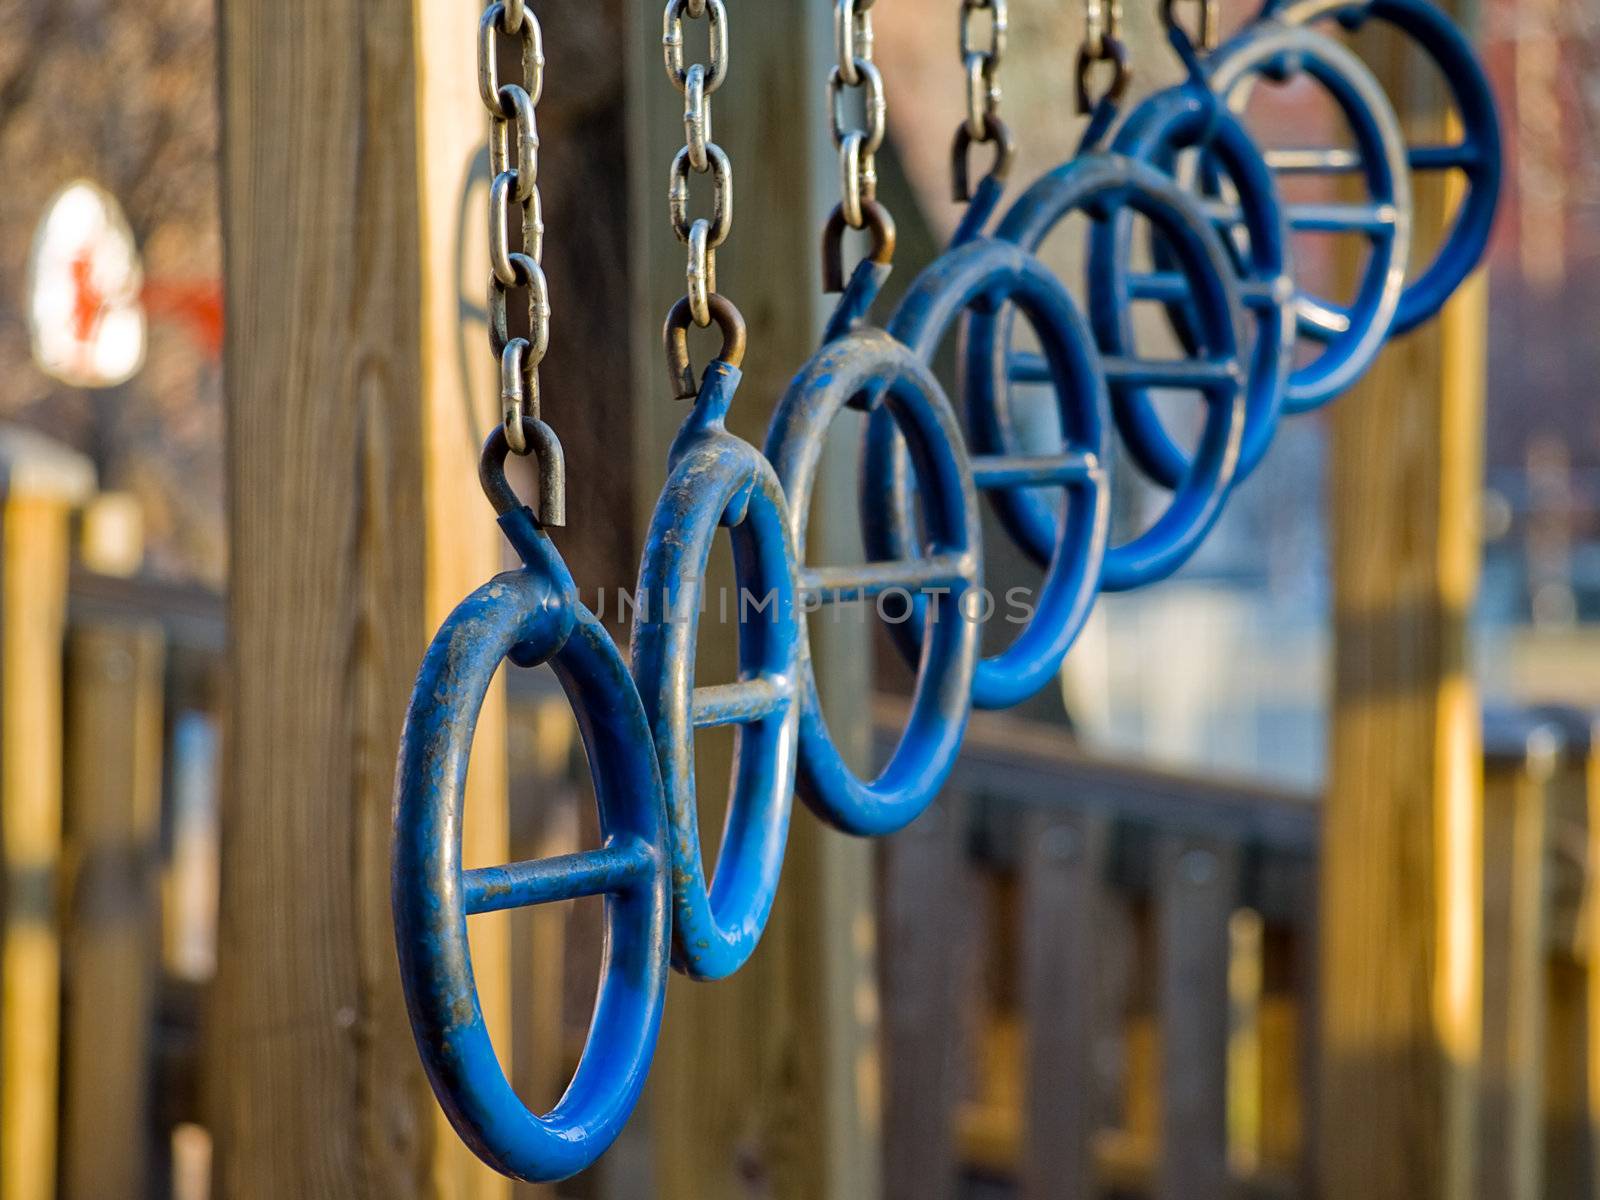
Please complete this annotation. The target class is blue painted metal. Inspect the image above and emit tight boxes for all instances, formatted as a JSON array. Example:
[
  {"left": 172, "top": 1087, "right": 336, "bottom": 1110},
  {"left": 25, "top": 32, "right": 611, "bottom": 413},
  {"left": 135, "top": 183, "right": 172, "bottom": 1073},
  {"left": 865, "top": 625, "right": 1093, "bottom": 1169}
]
[
  {"left": 1270, "top": 0, "right": 1502, "bottom": 333},
  {"left": 1198, "top": 21, "right": 1413, "bottom": 408},
  {"left": 630, "top": 356, "right": 803, "bottom": 981},
  {"left": 982, "top": 151, "right": 1248, "bottom": 591},
  {"left": 392, "top": 454, "right": 669, "bottom": 1183},
  {"left": 859, "top": 237, "right": 1112, "bottom": 709},
  {"left": 764, "top": 328, "right": 981, "bottom": 836},
  {"left": 1093, "top": 74, "right": 1296, "bottom": 484}
]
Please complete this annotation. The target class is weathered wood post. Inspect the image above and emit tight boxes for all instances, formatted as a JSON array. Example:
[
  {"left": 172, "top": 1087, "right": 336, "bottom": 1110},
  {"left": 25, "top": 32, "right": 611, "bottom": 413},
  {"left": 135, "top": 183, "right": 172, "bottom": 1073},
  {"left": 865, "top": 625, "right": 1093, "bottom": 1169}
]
[
  {"left": 1321, "top": 6, "right": 1490, "bottom": 1192},
  {"left": 212, "top": 0, "right": 511, "bottom": 1194},
  {"left": 0, "top": 428, "right": 94, "bottom": 1200}
]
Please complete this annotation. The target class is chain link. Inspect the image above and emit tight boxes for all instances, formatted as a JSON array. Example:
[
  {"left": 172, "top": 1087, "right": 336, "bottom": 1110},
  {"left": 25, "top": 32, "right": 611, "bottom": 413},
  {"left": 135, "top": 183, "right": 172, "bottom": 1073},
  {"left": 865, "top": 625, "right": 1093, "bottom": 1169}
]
[
  {"left": 479, "top": 0, "right": 547, "bottom": 455},
  {"left": 663, "top": 0, "right": 733, "bottom": 327},
  {"left": 960, "top": 0, "right": 1007, "bottom": 139},
  {"left": 1076, "top": 0, "right": 1131, "bottom": 112},
  {"left": 831, "top": 0, "right": 886, "bottom": 229}
]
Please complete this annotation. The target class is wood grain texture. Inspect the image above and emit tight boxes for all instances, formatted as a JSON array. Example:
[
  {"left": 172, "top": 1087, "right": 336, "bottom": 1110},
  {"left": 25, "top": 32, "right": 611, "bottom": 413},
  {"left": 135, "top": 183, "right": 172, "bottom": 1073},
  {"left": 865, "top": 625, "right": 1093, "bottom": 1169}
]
[
  {"left": 0, "top": 495, "right": 74, "bottom": 1200},
  {"left": 1479, "top": 745, "right": 1555, "bottom": 1200},
  {"left": 213, "top": 0, "right": 508, "bottom": 1194},
  {"left": 1154, "top": 834, "right": 1238, "bottom": 1200},
  {"left": 1320, "top": 10, "right": 1488, "bottom": 1194},
  {"left": 628, "top": 1, "right": 879, "bottom": 1197},
  {"left": 60, "top": 622, "right": 167, "bottom": 1200},
  {"left": 1019, "top": 808, "right": 1110, "bottom": 1200},
  {"left": 880, "top": 800, "right": 967, "bottom": 1200}
]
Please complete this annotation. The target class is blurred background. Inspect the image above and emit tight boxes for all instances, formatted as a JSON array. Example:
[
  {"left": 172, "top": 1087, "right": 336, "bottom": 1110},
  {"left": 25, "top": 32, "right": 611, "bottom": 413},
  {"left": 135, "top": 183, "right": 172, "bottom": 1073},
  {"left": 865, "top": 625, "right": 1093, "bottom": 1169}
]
[{"left": 0, "top": 0, "right": 1596, "bottom": 1197}]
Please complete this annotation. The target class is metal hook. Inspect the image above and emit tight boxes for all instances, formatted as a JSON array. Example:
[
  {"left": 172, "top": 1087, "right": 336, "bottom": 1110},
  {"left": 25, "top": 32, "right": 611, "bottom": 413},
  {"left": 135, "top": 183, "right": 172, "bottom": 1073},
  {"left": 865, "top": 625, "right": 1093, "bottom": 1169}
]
[
  {"left": 664, "top": 293, "right": 748, "bottom": 400},
  {"left": 951, "top": 114, "right": 1017, "bottom": 203},
  {"left": 1075, "top": 33, "right": 1131, "bottom": 114},
  {"left": 1161, "top": 0, "right": 1218, "bottom": 51},
  {"left": 480, "top": 417, "right": 567, "bottom": 527},
  {"left": 822, "top": 199, "right": 898, "bottom": 294}
]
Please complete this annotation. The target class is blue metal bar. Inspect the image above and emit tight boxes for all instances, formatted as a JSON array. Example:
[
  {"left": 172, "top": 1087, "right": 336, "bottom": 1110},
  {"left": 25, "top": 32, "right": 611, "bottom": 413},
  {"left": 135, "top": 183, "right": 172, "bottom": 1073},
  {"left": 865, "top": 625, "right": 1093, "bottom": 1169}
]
[
  {"left": 1410, "top": 142, "right": 1479, "bottom": 170},
  {"left": 1202, "top": 199, "right": 1398, "bottom": 235},
  {"left": 1102, "top": 355, "right": 1239, "bottom": 390},
  {"left": 972, "top": 451, "right": 1098, "bottom": 489},
  {"left": 463, "top": 838, "right": 656, "bottom": 915},
  {"left": 1264, "top": 146, "right": 1363, "bottom": 172},
  {"left": 690, "top": 677, "right": 789, "bottom": 729},
  {"left": 1127, "top": 270, "right": 1283, "bottom": 314},
  {"left": 800, "top": 553, "right": 973, "bottom": 604},
  {"left": 1287, "top": 201, "right": 1399, "bottom": 234},
  {"left": 1296, "top": 295, "right": 1353, "bottom": 341}
]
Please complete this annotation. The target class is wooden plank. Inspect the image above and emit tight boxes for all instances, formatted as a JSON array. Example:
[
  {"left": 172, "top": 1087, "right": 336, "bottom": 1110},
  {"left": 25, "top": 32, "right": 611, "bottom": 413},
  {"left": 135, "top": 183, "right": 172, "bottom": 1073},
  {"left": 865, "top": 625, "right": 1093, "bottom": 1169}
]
[
  {"left": 1320, "top": 6, "right": 1489, "bottom": 1194},
  {"left": 880, "top": 799, "right": 967, "bottom": 1200},
  {"left": 59, "top": 622, "right": 168, "bottom": 1200},
  {"left": 1154, "top": 834, "right": 1239, "bottom": 1200},
  {"left": 0, "top": 431, "right": 93, "bottom": 1200},
  {"left": 1479, "top": 727, "right": 1559, "bottom": 1200},
  {"left": 211, "top": 0, "right": 509, "bottom": 1192},
  {"left": 629, "top": 1, "right": 879, "bottom": 1198},
  {"left": 1019, "top": 808, "right": 1110, "bottom": 1200}
]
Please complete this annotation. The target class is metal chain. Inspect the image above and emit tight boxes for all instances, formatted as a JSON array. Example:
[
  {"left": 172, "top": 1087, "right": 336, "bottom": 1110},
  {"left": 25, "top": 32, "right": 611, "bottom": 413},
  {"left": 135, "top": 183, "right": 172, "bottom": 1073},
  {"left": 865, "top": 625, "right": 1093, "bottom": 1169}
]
[
  {"left": 664, "top": 0, "right": 733, "bottom": 328},
  {"left": 830, "top": 0, "right": 887, "bottom": 229},
  {"left": 952, "top": 0, "right": 1016, "bottom": 201},
  {"left": 960, "top": 0, "right": 1007, "bottom": 140},
  {"left": 480, "top": 0, "right": 548, "bottom": 455},
  {"left": 1076, "top": 0, "right": 1131, "bottom": 113}
]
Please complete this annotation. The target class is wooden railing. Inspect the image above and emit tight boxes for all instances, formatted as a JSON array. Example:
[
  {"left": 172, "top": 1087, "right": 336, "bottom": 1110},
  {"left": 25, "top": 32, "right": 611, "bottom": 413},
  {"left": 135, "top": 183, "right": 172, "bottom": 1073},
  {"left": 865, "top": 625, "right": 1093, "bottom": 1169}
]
[{"left": 875, "top": 704, "right": 1600, "bottom": 1200}]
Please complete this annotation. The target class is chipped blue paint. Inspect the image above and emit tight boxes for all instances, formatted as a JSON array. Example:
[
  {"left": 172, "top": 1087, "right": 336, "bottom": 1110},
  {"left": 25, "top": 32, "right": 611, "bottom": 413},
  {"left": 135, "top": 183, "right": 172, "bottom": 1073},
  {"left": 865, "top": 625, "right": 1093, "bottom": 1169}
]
[
  {"left": 630, "top": 358, "right": 803, "bottom": 981},
  {"left": 982, "top": 151, "right": 1248, "bottom": 591},
  {"left": 1268, "top": 0, "right": 1502, "bottom": 334},
  {"left": 392, "top": 492, "right": 669, "bottom": 1184},
  {"left": 1092, "top": 75, "right": 1295, "bottom": 481},
  {"left": 860, "top": 237, "right": 1112, "bottom": 709},
  {"left": 765, "top": 330, "right": 981, "bottom": 836},
  {"left": 1197, "top": 21, "right": 1413, "bottom": 408}
]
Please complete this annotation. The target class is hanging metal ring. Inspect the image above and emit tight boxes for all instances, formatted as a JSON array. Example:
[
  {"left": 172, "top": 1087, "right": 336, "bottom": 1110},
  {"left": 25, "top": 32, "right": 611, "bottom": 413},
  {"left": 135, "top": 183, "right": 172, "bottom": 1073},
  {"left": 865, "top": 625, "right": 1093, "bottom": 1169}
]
[
  {"left": 1075, "top": 34, "right": 1131, "bottom": 114},
  {"left": 951, "top": 114, "right": 1017, "bottom": 203},
  {"left": 480, "top": 417, "right": 567, "bottom": 527},
  {"left": 664, "top": 293, "right": 748, "bottom": 400},
  {"left": 822, "top": 198, "right": 896, "bottom": 294}
]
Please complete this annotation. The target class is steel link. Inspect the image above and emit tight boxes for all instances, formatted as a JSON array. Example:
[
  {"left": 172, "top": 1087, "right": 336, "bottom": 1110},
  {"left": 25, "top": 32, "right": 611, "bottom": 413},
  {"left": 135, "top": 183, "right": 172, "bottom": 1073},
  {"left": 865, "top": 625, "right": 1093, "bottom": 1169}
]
[
  {"left": 960, "top": 0, "right": 1007, "bottom": 139},
  {"left": 830, "top": 0, "right": 888, "bottom": 229},
  {"left": 663, "top": 0, "right": 734, "bottom": 326},
  {"left": 663, "top": 0, "right": 728, "bottom": 93},
  {"left": 684, "top": 64, "right": 711, "bottom": 172},
  {"left": 479, "top": 0, "right": 546, "bottom": 455}
]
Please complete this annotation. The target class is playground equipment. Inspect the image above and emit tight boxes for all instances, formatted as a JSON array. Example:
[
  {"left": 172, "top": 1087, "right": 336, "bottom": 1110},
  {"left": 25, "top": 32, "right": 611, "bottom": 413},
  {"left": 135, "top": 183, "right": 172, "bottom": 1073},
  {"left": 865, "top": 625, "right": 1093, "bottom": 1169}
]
[{"left": 391, "top": 0, "right": 1502, "bottom": 1181}]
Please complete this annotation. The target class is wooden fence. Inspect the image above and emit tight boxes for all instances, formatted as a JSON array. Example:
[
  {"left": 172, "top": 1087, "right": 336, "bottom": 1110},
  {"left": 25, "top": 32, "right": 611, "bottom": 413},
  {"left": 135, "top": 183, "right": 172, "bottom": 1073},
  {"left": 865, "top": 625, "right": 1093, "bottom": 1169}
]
[{"left": 6, "top": 539, "right": 1600, "bottom": 1197}]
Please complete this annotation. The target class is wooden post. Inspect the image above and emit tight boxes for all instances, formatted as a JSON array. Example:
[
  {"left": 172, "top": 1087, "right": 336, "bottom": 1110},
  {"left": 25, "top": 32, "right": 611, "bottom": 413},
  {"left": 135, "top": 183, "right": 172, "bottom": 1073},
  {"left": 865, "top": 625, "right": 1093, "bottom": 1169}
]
[
  {"left": 1019, "top": 808, "right": 1110, "bottom": 1200},
  {"left": 1154, "top": 834, "right": 1239, "bottom": 1200},
  {"left": 212, "top": 0, "right": 510, "bottom": 1194},
  {"left": 628, "top": 2, "right": 880, "bottom": 1197},
  {"left": 0, "top": 429, "right": 94, "bottom": 1200},
  {"left": 1478, "top": 718, "right": 1558, "bottom": 1200},
  {"left": 879, "top": 800, "right": 967, "bottom": 1200},
  {"left": 59, "top": 621, "right": 168, "bottom": 1200},
  {"left": 1320, "top": 9, "right": 1489, "bottom": 1193}
]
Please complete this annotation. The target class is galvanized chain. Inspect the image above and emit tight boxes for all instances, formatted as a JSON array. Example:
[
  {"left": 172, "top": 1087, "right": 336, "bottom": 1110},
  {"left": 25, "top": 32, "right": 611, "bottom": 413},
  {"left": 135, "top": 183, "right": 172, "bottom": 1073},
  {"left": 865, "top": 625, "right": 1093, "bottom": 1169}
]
[
  {"left": 480, "top": 0, "right": 549, "bottom": 455},
  {"left": 952, "top": 0, "right": 1016, "bottom": 201},
  {"left": 830, "top": 0, "right": 887, "bottom": 229},
  {"left": 1076, "top": 0, "right": 1131, "bottom": 112},
  {"left": 960, "top": 0, "right": 1007, "bottom": 140},
  {"left": 664, "top": 0, "right": 733, "bottom": 329}
]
